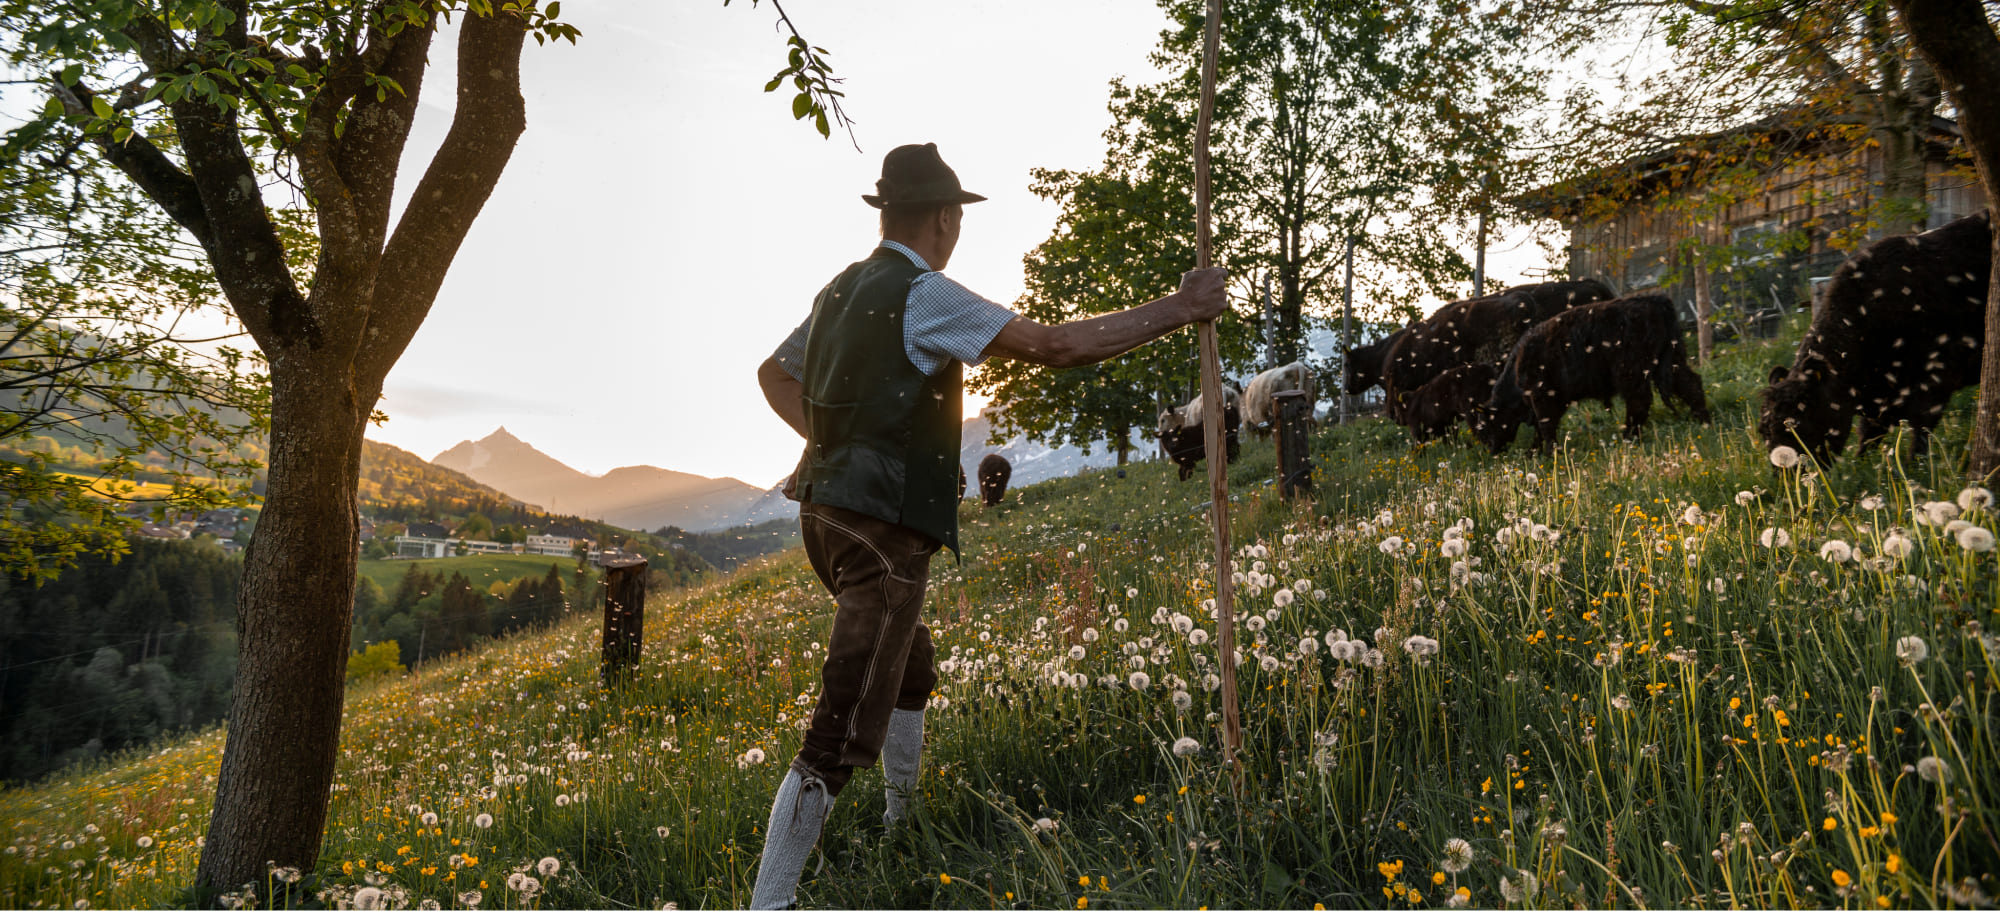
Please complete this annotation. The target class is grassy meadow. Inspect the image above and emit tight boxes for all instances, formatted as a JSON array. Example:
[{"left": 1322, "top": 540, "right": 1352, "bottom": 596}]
[
  {"left": 358, "top": 554, "right": 578, "bottom": 599},
  {"left": 2, "top": 316, "right": 1996, "bottom": 910}
]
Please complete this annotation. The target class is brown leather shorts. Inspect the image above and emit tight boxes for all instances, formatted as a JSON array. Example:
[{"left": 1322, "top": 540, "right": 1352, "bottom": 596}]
[{"left": 791, "top": 501, "right": 940, "bottom": 795}]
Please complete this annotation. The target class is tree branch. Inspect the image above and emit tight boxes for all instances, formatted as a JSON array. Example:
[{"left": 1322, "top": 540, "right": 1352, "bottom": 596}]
[{"left": 357, "top": 2, "right": 530, "bottom": 384}]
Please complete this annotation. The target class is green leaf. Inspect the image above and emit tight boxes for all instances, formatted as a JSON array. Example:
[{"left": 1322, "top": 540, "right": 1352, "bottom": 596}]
[
  {"left": 547, "top": 1, "right": 560, "bottom": 19},
  {"left": 59, "top": 63, "right": 82, "bottom": 86},
  {"left": 763, "top": 75, "right": 784, "bottom": 93},
  {"left": 90, "top": 97, "right": 113, "bottom": 120},
  {"left": 814, "top": 109, "right": 829, "bottom": 138},
  {"left": 112, "top": 126, "right": 132, "bottom": 143},
  {"left": 791, "top": 92, "right": 811, "bottom": 120}
]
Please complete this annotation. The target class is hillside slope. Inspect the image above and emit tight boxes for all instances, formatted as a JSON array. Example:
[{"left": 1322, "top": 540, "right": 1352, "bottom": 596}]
[{"left": 4, "top": 317, "right": 1993, "bottom": 910}]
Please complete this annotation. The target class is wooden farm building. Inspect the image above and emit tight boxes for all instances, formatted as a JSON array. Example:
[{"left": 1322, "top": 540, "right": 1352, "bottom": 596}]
[{"left": 1512, "top": 114, "right": 1987, "bottom": 331}]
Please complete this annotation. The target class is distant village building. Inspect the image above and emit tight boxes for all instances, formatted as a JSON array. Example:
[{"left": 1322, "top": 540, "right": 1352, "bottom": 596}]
[
  {"left": 525, "top": 534, "right": 575, "bottom": 556},
  {"left": 392, "top": 534, "right": 522, "bottom": 559},
  {"left": 1513, "top": 114, "right": 1986, "bottom": 323}
]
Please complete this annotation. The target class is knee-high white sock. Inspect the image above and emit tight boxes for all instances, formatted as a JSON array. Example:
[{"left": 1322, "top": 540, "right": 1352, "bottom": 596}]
[
  {"left": 881, "top": 707, "right": 926, "bottom": 826},
  {"left": 750, "top": 768, "right": 831, "bottom": 910}
]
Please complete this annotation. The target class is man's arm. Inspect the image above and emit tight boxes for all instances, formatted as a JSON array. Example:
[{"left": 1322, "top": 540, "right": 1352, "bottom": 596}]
[
  {"left": 759, "top": 356, "right": 809, "bottom": 439},
  {"left": 982, "top": 267, "right": 1228, "bottom": 368}
]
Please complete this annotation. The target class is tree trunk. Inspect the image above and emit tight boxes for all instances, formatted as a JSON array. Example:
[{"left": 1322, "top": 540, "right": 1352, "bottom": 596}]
[
  {"left": 1888, "top": 0, "right": 2000, "bottom": 476},
  {"left": 198, "top": 361, "right": 367, "bottom": 890},
  {"left": 1693, "top": 250, "right": 1715, "bottom": 365}
]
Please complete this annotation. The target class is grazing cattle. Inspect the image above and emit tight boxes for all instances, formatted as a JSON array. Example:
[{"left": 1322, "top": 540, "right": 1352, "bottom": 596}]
[
  {"left": 1758, "top": 211, "right": 1989, "bottom": 462},
  {"left": 1158, "top": 387, "right": 1243, "bottom": 481},
  {"left": 976, "top": 453, "right": 1012, "bottom": 507},
  {"left": 1381, "top": 280, "right": 1615, "bottom": 422},
  {"left": 1404, "top": 362, "right": 1499, "bottom": 443},
  {"left": 1344, "top": 327, "right": 1411, "bottom": 395},
  {"left": 1477, "top": 293, "right": 1711, "bottom": 453},
  {"left": 1242, "top": 361, "right": 1317, "bottom": 432}
]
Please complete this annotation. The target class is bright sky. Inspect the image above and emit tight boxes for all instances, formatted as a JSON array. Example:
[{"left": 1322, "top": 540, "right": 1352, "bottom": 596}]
[{"left": 364, "top": 0, "right": 1555, "bottom": 487}]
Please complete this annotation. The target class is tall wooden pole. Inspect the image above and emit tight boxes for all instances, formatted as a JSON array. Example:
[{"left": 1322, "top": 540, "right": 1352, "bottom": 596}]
[{"left": 1194, "top": 0, "right": 1244, "bottom": 773}]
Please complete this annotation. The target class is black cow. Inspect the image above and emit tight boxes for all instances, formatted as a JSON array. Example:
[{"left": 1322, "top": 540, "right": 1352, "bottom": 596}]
[
  {"left": 1758, "top": 211, "right": 1989, "bottom": 462},
  {"left": 1404, "top": 362, "right": 1500, "bottom": 443},
  {"left": 1158, "top": 390, "right": 1242, "bottom": 481},
  {"left": 1381, "top": 280, "right": 1614, "bottom": 423},
  {"left": 1477, "top": 293, "right": 1711, "bottom": 453},
  {"left": 977, "top": 453, "right": 1012, "bottom": 506},
  {"left": 1343, "top": 326, "right": 1412, "bottom": 395}
]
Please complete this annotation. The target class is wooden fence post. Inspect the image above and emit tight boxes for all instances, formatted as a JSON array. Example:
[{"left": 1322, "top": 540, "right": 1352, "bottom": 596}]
[
  {"left": 1275, "top": 389, "right": 1314, "bottom": 500},
  {"left": 601, "top": 555, "right": 648, "bottom": 686}
]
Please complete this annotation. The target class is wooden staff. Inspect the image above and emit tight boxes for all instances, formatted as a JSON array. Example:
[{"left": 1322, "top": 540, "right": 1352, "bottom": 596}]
[{"left": 1194, "top": 0, "right": 1244, "bottom": 774}]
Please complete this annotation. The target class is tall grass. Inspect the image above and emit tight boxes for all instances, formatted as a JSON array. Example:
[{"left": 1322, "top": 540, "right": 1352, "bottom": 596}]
[{"left": 2, "top": 320, "right": 1994, "bottom": 909}]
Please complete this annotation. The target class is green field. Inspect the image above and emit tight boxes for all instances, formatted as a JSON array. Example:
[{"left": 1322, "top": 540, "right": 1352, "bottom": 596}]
[
  {"left": 358, "top": 553, "right": 578, "bottom": 597},
  {"left": 2, "top": 314, "right": 1995, "bottom": 909}
]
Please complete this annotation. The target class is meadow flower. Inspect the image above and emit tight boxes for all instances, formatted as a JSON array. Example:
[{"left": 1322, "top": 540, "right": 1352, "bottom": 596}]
[
  {"left": 354, "top": 887, "right": 385, "bottom": 910},
  {"left": 1917, "top": 501, "right": 1961, "bottom": 526},
  {"left": 1916, "top": 756, "right": 1950, "bottom": 783},
  {"left": 1188, "top": 629, "right": 1210, "bottom": 647},
  {"left": 1681, "top": 505, "right": 1705, "bottom": 526},
  {"left": 1758, "top": 528, "right": 1791, "bottom": 548},
  {"left": 1881, "top": 532, "right": 1915, "bottom": 559},
  {"left": 1245, "top": 615, "right": 1267, "bottom": 632},
  {"left": 1128, "top": 671, "right": 1151, "bottom": 690},
  {"left": 1610, "top": 694, "right": 1632, "bottom": 711},
  {"left": 1959, "top": 486, "right": 1994, "bottom": 511},
  {"left": 135, "top": 836, "right": 153, "bottom": 849},
  {"left": 1172, "top": 691, "right": 1193, "bottom": 712},
  {"left": 1498, "top": 870, "right": 1537, "bottom": 902},
  {"left": 1172, "top": 737, "right": 1200, "bottom": 757},
  {"left": 473, "top": 813, "right": 493, "bottom": 829},
  {"left": 1895, "top": 635, "right": 1929, "bottom": 666},
  {"left": 1440, "top": 837, "right": 1473, "bottom": 874},
  {"left": 1862, "top": 494, "right": 1885, "bottom": 511},
  {"left": 458, "top": 891, "right": 482, "bottom": 908},
  {"left": 1735, "top": 490, "right": 1755, "bottom": 506},
  {"left": 1113, "top": 618, "right": 1129, "bottom": 633},
  {"left": 1362, "top": 649, "right": 1385, "bottom": 668},
  {"left": 1171, "top": 613, "right": 1195, "bottom": 634},
  {"left": 1273, "top": 588, "right": 1295, "bottom": 608},
  {"left": 1082, "top": 628, "right": 1100, "bottom": 643},
  {"left": 557, "top": 793, "right": 573, "bottom": 805},
  {"left": 1259, "top": 655, "right": 1280, "bottom": 673},
  {"left": 1379, "top": 536, "right": 1404, "bottom": 555},
  {"left": 1769, "top": 445, "right": 1800, "bottom": 468},
  {"left": 1068, "top": 646, "right": 1087, "bottom": 661},
  {"left": 1446, "top": 887, "right": 1470, "bottom": 908},
  {"left": 1034, "top": 817, "right": 1058, "bottom": 835},
  {"left": 1440, "top": 538, "right": 1467, "bottom": 558},
  {"left": 1202, "top": 673, "right": 1220, "bottom": 691},
  {"left": 1956, "top": 525, "right": 1995, "bottom": 552},
  {"left": 745, "top": 747, "right": 766, "bottom": 765},
  {"left": 1298, "top": 636, "right": 1319, "bottom": 656},
  {"left": 1818, "top": 540, "right": 1853, "bottom": 563},
  {"left": 420, "top": 811, "right": 439, "bottom": 827}
]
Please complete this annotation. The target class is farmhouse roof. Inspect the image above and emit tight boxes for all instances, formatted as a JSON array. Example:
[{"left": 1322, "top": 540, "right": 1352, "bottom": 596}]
[{"left": 1509, "top": 109, "right": 1963, "bottom": 219}]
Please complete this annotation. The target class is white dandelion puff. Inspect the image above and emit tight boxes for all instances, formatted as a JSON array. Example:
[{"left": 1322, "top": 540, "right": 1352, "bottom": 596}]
[
  {"left": 1759, "top": 527, "right": 1791, "bottom": 548},
  {"left": 1958, "top": 486, "right": 1994, "bottom": 511},
  {"left": 1819, "top": 540, "right": 1853, "bottom": 563},
  {"left": 1956, "top": 525, "right": 1995, "bottom": 552},
  {"left": 1440, "top": 837, "right": 1473, "bottom": 874},
  {"left": 1769, "top": 445, "right": 1800, "bottom": 469},
  {"left": 1172, "top": 737, "right": 1201, "bottom": 757},
  {"left": 1916, "top": 756, "right": 1951, "bottom": 784},
  {"left": 1895, "top": 635, "right": 1929, "bottom": 666},
  {"left": 473, "top": 813, "right": 493, "bottom": 829}
]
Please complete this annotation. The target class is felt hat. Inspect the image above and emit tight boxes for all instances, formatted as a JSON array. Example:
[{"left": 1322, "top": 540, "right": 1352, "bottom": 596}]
[{"left": 862, "top": 143, "right": 987, "bottom": 209}]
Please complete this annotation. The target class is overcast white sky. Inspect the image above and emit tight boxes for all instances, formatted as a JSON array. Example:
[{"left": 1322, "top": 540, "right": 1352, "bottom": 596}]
[{"left": 367, "top": 0, "right": 1557, "bottom": 486}]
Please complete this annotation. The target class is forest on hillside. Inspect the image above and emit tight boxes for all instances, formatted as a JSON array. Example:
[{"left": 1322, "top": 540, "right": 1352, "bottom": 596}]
[{"left": 0, "top": 539, "right": 241, "bottom": 783}]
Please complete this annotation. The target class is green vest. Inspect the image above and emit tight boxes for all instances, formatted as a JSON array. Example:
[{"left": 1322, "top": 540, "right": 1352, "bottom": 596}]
[{"left": 794, "top": 247, "right": 964, "bottom": 554}]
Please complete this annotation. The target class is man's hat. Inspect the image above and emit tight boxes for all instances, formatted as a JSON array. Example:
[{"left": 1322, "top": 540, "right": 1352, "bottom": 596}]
[{"left": 862, "top": 143, "right": 987, "bottom": 209}]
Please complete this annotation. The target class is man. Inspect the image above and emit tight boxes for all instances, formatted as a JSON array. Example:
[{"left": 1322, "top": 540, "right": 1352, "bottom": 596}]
[{"left": 751, "top": 142, "right": 1227, "bottom": 909}]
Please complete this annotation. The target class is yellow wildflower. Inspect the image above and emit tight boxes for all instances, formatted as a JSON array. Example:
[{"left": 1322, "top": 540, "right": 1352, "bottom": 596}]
[
  {"left": 940, "top": 874, "right": 952, "bottom": 885},
  {"left": 1432, "top": 872, "right": 1447, "bottom": 886},
  {"left": 1833, "top": 870, "right": 1852, "bottom": 888},
  {"left": 1823, "top": 817, "right": 1838, "bottom": 831}
]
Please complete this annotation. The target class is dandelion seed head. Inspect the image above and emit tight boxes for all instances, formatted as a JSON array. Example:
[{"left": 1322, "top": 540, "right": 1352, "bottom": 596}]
[
  {"left": 1769, "top": 445, "right": 1800, "bottom": 468},
  {"left": 1895, "top": 635, "right": 1929, "bottom": 666},
  {"left": 1916, "top": 756, "right": 1950, "bottom": 783},
  {"left": 473, "top": 813, "right": 493, "bottom": 829},
  {"left": 1172, "top": 737, "right": 1201, "bottom": 757}
]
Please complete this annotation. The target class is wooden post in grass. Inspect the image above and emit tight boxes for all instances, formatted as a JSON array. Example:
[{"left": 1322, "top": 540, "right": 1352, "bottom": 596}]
[
  {"left": 1193, "top": 0, "right": 1245, "bottom": 777},
  {"left": 1274, "top": 389, "right": 1313, "bottom": 500},
  {"left": 601, "top": 554, "right": 647, "bottom": 686}
]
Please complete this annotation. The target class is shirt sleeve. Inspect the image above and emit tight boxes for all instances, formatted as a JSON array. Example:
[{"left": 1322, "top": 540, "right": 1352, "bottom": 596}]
[
  {"left": 771, "top": 318, "right": 811, "bottom": 382},
  {"left": 903, "top": 272, "right": 1019, "bottom": 376}
]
